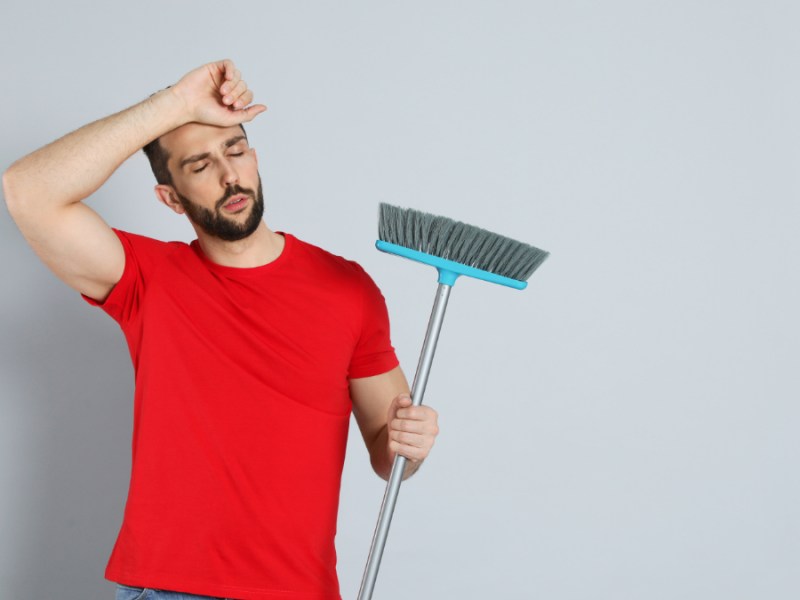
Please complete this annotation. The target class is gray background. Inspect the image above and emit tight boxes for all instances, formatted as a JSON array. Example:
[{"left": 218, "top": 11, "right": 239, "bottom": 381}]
[{"left": 1, "top": 1, "right": 798, "bottom": 598}]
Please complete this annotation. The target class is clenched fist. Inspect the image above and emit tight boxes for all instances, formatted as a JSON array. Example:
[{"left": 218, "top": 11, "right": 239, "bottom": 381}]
[
  {"left": 387, "top": 394, "right": 439, "bottom": 464},
  {"left": 169, "top": 59, "right": 267, "bottom": 128}
]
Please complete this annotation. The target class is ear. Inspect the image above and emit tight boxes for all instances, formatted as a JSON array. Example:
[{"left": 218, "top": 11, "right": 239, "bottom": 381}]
[{"left": 155, "top": 185, "right": 185, "bottom": 215}]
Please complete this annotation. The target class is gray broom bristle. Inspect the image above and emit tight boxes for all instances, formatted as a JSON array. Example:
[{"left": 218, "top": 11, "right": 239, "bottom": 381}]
[{"left": 378, "top": 203, "right": 550, "bottom": 281}]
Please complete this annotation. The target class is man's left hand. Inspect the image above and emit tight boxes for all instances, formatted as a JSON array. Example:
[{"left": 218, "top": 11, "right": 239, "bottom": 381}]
[{"left": 387, "top": 394, "right": 439, "bottom": 464}]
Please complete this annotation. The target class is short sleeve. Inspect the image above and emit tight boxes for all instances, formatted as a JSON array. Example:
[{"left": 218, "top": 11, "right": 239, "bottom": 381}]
[
  {"left": 80, "top": 229, "right": 151, "bottom": 326},
  {"left": 348, "top": 266, "right": 400, "bottom": 379}
]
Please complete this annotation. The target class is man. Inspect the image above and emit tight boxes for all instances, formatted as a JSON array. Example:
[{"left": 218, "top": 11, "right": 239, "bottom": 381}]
[{"left": 3, "top": 59, "right": 439, "bottom": 600}]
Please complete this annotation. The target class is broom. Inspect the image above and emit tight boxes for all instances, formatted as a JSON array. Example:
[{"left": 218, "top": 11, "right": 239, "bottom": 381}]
[{"left": 357, "top": 203, "right": 550, "bottom": 599}]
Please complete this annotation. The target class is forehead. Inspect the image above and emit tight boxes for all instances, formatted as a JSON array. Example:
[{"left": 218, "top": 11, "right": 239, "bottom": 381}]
[{"left": 161, "top": 123, "right": 246, "bottom": 159}]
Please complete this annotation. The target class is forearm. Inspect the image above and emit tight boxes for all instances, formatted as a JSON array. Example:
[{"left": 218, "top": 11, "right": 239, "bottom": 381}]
[
  {"left": 3, "top": 88, "right": 187, "bottom": 211},
  {"left": 369, "top": 425, "right": 423, "bottom": 481}
]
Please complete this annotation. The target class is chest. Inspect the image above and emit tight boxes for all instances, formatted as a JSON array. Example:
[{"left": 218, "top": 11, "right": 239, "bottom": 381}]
[{"left": 135, "top": 263, "right": 362, "bottom": 402}]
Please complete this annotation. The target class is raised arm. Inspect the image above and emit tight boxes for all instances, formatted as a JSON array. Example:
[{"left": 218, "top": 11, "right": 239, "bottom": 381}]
[{"left": 2, "top": 59, "right": 266, "bottom": 302}]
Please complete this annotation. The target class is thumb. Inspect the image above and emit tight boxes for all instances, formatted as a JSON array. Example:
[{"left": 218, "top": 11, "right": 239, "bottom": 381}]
[
  {"left": 237, "top": 104, "right": 268, "bottom": 123},
  {"left": 388, "top": 393, "right": 411, "bottom": 420}
]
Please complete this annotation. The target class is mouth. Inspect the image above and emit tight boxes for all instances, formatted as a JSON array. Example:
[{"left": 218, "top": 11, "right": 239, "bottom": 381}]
[{"left": 222, "top": 194, "right": 250, "bottom": 213}]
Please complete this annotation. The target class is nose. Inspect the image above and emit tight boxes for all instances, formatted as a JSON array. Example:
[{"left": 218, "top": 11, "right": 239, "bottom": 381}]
[{"left": 220, "top": 158, "right": 240, "bottom": 187}]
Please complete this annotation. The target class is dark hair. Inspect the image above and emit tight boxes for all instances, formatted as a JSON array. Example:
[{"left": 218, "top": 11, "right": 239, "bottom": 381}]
[{"left": 142, "top": 123, "right": 248, "bottom": 186}]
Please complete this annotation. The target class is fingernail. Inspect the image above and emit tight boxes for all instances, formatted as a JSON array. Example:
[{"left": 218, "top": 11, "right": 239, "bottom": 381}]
[{"left": 224, "top": 96, "right": 232, "bottom": 104}]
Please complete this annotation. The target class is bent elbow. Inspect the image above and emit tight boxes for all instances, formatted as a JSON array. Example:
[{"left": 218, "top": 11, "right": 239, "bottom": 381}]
[
  {"left": 3, "top": 163, "right": 39, "bottom": 218},
  {"left": 3, "top": 165, "right": 22, "bottom": 214}
]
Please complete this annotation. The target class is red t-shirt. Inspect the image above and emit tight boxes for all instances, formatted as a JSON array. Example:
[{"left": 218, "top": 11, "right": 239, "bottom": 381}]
[{"left": 82, "top": 229, "right": 399, "bottom": 599}]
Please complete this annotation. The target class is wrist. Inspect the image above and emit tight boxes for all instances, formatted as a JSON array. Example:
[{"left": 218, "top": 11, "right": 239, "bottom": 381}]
[{"left": 146, "top": 86, "right": 193, "bottom": 131}]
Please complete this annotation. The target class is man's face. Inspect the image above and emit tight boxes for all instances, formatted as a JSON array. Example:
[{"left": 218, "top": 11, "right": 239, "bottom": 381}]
[{"left": 160, "top": 123, "right": 263, "bottom": 241}]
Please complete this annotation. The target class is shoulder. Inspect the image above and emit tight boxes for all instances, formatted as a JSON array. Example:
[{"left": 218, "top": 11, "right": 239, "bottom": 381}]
[
  {"left": 288, "top": 233, "right": 372, "bottom": 284},
  {"left": 111, "top": 228, "right": 191, "bottom": 276},
  {"left": 112, "top": 228, "right": 189, "bottom": 257},
  {"left": 113, "top": 228, "right": 185, "bottom": 248}
]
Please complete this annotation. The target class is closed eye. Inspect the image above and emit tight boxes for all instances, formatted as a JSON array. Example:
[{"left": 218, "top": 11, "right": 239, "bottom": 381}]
[
  {"left": 192, "top": 165, "right": 208, "bottom": 173},
  {"left": 229, "top": 152, "right": 244, "bottom": 157}
]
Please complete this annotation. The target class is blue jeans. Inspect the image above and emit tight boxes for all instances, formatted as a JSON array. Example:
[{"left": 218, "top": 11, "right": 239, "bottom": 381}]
[{"left": 115, "top": 584, "right": 234, "bottom": 600}]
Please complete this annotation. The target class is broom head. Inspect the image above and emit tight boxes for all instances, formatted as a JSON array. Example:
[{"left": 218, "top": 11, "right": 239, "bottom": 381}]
[{"left": 377, "top": 203, "right": 549, "bottom": 290}]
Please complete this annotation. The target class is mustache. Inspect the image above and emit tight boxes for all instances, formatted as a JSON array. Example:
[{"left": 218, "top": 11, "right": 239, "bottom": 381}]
[{"left": 215, "top": 185, "right": 255, "bottom": 210}]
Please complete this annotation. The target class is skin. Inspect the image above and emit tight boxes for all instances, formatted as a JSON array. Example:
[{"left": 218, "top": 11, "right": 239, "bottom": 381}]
[{"left": 3, "top": 59, "right": 438, "bottom": 480}]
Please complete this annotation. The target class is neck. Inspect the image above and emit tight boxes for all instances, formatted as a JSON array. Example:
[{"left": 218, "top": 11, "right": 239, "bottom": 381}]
[{"left": 196, "top": 221, "right": 285, "bottom": 268}]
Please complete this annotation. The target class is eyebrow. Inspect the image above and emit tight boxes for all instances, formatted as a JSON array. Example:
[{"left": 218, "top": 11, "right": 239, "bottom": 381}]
[{"left": 179, "top": 135, "right": 248, "bottom": 169}]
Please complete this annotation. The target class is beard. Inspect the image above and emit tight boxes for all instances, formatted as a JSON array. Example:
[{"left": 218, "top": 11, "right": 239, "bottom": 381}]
[{"left": 176, "top": 176, "right": 265, "bottom": 242}]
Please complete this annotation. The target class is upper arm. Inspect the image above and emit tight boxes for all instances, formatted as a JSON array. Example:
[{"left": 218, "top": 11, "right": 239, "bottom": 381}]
[
  {"left": 6, "top": 194, "right": 125, "bottom": 303},
  {"left": 350, "top": 365, "right": 411, "bottom": 447}
]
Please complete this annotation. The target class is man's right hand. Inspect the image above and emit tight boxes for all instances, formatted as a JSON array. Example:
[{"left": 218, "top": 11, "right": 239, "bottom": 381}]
[{"left": 170, "top": 59, "right": 267, "bottom": 128}]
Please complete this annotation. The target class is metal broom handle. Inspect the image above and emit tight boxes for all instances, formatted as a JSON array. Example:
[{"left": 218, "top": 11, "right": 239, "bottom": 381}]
[{"left": 357, "top": 282, "right": 453, "bottom": 600}]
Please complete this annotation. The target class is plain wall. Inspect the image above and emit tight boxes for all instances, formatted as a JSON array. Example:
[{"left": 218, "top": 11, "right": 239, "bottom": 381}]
[{"left": 1, "top": 1, "right": 798, "bottom": 598}]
